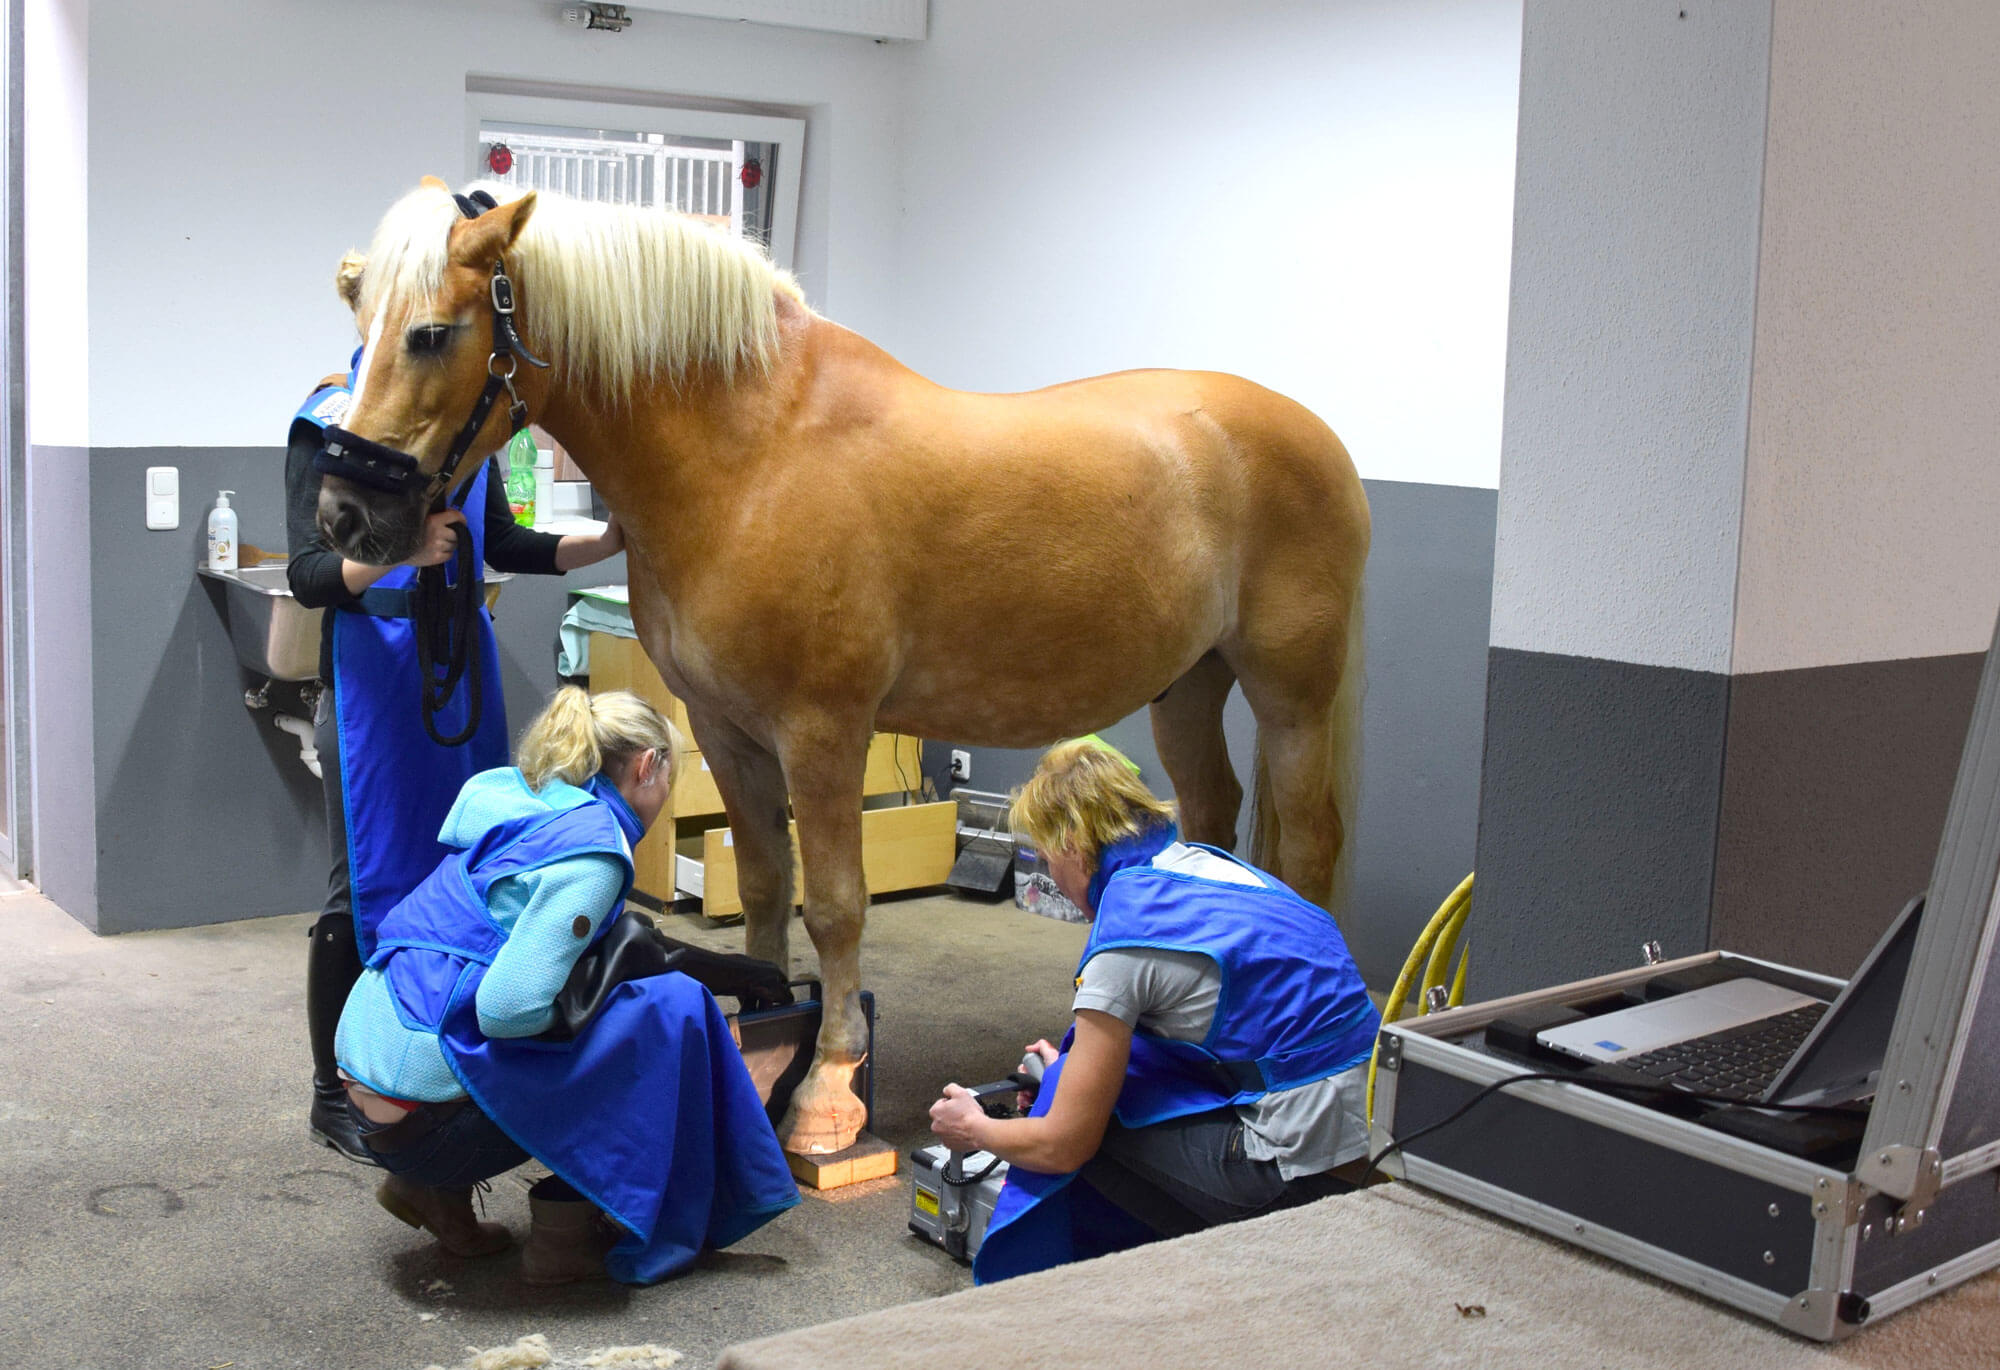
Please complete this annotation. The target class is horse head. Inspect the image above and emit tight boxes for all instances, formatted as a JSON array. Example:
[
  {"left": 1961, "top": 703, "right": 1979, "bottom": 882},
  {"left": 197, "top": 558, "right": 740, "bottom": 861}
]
[{"left": 315, "top": 180, "right": 543, "bottom": 565}]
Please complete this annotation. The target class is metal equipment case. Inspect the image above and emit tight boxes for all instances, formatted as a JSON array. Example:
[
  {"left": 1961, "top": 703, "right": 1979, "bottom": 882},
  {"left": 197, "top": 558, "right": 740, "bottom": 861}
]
[
  {"left": 908, "top": 1144, "right": 1008, "bottom": 1262},
  {"left": 1372, "top": 610, "right": 2000, "bottom": 1340}
]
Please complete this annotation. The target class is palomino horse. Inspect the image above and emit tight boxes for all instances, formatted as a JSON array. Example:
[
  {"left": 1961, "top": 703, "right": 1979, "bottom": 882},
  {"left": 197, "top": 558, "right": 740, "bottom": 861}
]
[{"left": 314, "top": 180, "right": 1369, "bottom": 1154}]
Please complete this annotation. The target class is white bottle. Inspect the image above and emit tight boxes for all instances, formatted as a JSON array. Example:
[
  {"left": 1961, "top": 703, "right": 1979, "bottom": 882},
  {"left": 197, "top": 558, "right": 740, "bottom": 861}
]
[{"left": 206, "top": 490, "right": 238, "bottom": 571}]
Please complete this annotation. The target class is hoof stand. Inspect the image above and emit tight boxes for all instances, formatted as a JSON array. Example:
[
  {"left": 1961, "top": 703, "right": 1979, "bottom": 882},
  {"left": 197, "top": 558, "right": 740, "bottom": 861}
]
[{"left": 786, "top": 1132, "right": 898, "bottom": 1190}]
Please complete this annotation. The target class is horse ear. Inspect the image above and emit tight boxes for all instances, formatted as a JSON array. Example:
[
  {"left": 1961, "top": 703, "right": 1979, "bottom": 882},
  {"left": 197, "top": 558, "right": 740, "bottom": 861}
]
[
  {"left": 448, "top": 191, "right": 537, "bottom": 270},
  {"left": 334, "top": 250, "right": 367, "bottom": 313},
  {"left": 420, "top": 175, "right": 449, "bottom": 191}
]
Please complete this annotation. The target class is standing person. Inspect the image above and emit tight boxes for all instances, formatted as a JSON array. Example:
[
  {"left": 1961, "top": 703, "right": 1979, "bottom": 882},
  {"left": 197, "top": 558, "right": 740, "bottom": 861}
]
[
  {"left": 337, "top": 688, "right": 800, "bottom": 1284},
  {"left": 288, "top": 328, "right": 625, "bottom": 1163},
  {"left": 928, "top": 739, "right": 1381, "bottom": 1283}
]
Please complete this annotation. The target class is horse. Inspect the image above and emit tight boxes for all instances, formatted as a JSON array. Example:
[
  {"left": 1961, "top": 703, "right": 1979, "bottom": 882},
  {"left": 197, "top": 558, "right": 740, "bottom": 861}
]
[{"left": 313, "top": 179, "right": 1370, "bottom": 1155}]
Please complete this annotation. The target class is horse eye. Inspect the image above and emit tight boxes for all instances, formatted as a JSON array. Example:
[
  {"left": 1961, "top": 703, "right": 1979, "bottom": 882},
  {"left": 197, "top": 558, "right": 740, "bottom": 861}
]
[{"left": 406, "top": 324, "right": 452, "bottom": 355}]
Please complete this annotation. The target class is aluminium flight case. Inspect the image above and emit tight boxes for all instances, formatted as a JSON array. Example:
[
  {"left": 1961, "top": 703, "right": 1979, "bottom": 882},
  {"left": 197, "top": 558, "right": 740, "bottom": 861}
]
[{"left": 1371, "top": 605, "right": 2000, "bottom": 1341}]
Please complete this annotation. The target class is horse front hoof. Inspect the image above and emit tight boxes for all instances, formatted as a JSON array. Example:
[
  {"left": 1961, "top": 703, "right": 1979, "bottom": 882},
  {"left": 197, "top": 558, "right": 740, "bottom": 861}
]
[{"left": 778, "top": 1075, "right": 867, "bottom": 1155}]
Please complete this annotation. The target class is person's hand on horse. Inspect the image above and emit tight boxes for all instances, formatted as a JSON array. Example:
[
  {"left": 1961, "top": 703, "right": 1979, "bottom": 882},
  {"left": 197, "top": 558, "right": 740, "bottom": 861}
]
[
  {"left": 551, "top": 511, "right": 625, "bottom": 572},
  {"left": 403, "top": 509, "right": 466, "bottom": 568},
  {"left": 929, "top": 1084, "right": 986, "bottom": 1152}
]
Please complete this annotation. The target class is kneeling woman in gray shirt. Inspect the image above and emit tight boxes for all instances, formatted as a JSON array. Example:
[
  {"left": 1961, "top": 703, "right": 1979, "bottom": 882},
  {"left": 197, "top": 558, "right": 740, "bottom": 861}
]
[{"left": 930, "top": 740, "right": 1381, "bottom": 1282}]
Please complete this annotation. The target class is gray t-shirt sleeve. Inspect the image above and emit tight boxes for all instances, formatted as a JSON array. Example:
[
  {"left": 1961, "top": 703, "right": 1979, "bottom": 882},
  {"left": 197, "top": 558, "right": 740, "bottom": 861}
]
[{"left": 1073, "top": 947, "right": 1219, "bottom": 1040}]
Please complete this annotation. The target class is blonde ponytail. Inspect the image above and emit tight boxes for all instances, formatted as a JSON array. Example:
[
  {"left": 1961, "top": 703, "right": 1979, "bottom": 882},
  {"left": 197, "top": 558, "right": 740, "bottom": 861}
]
[{"left": 517, "top": 686, "right": 685, "bottom": 792}]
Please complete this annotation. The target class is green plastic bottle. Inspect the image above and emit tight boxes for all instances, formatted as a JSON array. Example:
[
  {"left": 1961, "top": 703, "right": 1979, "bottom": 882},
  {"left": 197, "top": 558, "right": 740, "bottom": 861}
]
[{"left": 505, "top": 429, "right": 538, "bottom": 527}]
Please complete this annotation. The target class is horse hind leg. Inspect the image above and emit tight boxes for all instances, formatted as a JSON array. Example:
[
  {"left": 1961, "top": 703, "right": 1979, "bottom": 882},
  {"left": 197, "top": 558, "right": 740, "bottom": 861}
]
[
  {"left": 1235, "top": 595, "right": 1365, "bottom": 912},
  {"left": 1150, "top": 651, "right": 1245, "bottom": 852}
]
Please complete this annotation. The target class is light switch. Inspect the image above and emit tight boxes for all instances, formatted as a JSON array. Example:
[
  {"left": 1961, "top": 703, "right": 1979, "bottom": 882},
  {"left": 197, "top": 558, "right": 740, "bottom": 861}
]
[{"left": 145, "top": 465, "right": 179, "bottom": 530}]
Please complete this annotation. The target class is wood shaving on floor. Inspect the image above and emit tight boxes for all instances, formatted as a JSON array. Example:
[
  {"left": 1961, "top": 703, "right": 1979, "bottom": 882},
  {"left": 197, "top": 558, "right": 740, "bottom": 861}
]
[
  {"left": 582, "top": 1348, "right": 682, "bottom": 1368},
  {"left": 423, "top": 1336, "right": 683, "bottom": 1370}
]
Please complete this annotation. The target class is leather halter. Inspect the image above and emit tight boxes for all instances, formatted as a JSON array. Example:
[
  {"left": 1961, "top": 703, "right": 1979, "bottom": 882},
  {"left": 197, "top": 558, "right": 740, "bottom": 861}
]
[{"left": 315, "top": 189, "right": 549, "bottom": 508}]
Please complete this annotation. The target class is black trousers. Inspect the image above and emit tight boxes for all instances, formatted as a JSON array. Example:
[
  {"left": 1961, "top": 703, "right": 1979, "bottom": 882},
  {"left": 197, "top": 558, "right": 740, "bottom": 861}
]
[
  {"left": 305, "top": 691, "right": 361, "bottom": 1087},
  {"left": 1080, "top": 1109, "right": 1352, "bottom": 1240}
]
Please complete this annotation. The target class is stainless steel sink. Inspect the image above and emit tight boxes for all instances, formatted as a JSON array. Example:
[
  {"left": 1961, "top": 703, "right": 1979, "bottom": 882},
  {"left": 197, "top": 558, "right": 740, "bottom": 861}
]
[
  {"left": 200, "top": 564, "right": 322, "bottom": 680},
  {"left": 199, "top": 563, "right": 515, "bottom": 682}
]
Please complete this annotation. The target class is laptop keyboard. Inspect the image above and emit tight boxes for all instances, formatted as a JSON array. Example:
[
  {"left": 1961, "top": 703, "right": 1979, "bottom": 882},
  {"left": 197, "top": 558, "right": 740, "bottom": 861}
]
[{"left": 1619, "top": 1003, "right": 1829, "bottom": 1100}]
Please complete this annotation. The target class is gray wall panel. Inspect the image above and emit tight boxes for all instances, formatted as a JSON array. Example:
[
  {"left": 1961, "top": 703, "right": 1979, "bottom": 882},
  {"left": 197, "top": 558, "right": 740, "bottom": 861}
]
[
  {"left": 1346, "top": 481, "right": 1496, "bottom": 988},
  {"left": 27, "top": 443, "right": 97, "bottom": 923},
  {"left": 80, "top": 446, "right": 619, "bottom": 934},
  {"left": 1472, "top": 649, "right": 1729, "bottom": 997},
  {"left": 923, "top": 479, "right": 1498, "bottom": 988},
  {"left": 88, "top": 448, "right": 324, "bottom": 933},
  {"left": 1711, "top": 653, "right": 1984, "bottom": 977},
  {"left": 70, "top": 450, "right": 1482, "bottom": 951}
]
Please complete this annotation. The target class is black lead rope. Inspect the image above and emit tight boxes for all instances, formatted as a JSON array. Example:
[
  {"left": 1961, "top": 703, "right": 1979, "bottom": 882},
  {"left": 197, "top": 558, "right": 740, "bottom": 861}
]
[{"left": 414, "top": 477, "right": 483, "bottom": 747}]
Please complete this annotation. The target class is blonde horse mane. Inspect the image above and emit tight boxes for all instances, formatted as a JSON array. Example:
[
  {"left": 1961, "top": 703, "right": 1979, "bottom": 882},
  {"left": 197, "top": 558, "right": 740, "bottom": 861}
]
[{"left": 355, "top": 180, "right": 804, "bottom": 404}]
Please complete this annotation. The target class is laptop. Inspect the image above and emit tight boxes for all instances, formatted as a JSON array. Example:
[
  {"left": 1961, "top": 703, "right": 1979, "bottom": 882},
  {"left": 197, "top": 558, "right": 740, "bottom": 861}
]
[{"left": 1534, "top": 895, "right": 1925, "bottom": 1106}]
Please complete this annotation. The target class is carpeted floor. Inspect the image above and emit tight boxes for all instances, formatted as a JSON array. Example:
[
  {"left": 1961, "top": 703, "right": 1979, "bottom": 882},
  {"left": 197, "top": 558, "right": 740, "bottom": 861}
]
[
  {"left": 0, "top": 886, "right": 1085, "bottom": 1370},
  {"left": 718, "top": 1183, "right": 1999, "bottom": 1369}
]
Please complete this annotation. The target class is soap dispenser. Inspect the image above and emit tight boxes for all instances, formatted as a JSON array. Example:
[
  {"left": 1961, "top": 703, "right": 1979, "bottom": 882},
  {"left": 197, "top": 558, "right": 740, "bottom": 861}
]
[{"left": 206, "top": 490, "right": 238, "bottom": 571}]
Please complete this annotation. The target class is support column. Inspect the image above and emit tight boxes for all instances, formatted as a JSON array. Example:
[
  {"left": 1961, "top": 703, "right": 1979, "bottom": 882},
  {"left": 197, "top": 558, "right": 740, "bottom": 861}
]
[
  {"left": 1473, "top": 0, "right": 1770, "bottom": 993},
  {"left": 1474, "top": 0, "right": 2000, "bottom": 995}
]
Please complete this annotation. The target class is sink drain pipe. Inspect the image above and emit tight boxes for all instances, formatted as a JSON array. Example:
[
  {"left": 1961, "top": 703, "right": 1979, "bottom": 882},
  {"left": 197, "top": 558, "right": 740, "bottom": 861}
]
[{"left": 272, "top": 712, "right": 322, "bottom": 780}]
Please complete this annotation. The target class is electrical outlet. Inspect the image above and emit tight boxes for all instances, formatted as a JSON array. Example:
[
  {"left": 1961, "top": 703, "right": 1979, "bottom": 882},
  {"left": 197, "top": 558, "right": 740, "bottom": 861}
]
[{"left": 949, "top": 749, "right": 972, "bottom": 783}]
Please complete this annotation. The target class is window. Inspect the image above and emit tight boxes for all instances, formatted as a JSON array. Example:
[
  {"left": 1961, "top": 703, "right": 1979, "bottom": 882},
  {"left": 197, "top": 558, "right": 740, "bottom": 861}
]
[
  {"left": 464, "top": 91, "right": 804, "bottom": 267},
  {"left": 463, "top": 91, "right": 806, "bottom": 520}
]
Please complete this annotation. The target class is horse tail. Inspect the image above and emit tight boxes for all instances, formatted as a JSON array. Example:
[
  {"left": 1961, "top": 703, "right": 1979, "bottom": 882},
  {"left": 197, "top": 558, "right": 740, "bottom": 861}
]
[
  {"left": 1249, "top": 749, "right": 1278, "bottom": 875},
  {"left": 1248, "top": 575, "right": 1367, "bottom": 915},
  {"left": 1325, "top": 581, "right": 1367, "bottom": 916}
]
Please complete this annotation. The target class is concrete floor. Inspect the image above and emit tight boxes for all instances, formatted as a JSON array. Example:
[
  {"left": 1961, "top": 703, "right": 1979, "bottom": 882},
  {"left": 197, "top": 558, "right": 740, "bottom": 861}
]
[{"left": 0, "top": 886, "right": 1088, "bottom": 1370}]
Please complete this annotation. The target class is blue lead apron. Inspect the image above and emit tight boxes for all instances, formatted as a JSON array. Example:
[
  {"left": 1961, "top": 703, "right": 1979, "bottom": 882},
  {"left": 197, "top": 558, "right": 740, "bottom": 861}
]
[
  {"left": 972, "top": 826, "right": 1382, "bottom": 1284},
  {"left": 295, "top": 374, "right": 508, "bottom": 958},
  {"left": 368, "top": 778, "right": 802, "bottom": 1285}
]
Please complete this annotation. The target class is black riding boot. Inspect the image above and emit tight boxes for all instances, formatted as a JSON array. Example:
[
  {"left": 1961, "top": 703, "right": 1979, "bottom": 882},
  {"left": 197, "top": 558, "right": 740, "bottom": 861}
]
[{"left": 306, "top": 911, "right": 373, "bottom": 1164}]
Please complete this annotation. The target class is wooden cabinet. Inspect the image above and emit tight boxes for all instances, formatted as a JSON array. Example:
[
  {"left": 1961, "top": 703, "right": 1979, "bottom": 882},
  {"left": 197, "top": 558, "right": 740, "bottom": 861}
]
[{"left": 586, "top": 631, "right": 954, "bottom": 914}]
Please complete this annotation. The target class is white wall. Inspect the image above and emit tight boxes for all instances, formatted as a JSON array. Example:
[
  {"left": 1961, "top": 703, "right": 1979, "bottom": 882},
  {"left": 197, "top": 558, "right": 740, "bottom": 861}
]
[
  {"left": 1734, "top": 0, "right": 2000, "bottom": 674},
  {"left": 70, "top": 0, "right": 1524, "bottom": 478},
  {"left": 1487, "top": 0, "right": 1772, "bottom": 674},
  {"left": 25, "top": 0, "right": 87, "bottom": 447},
  {"left": 882, "top": 0, "right": 1521, "bottom": 491},
  {"left": 82, "top": 0, "right": 910, "bottom": 448}
]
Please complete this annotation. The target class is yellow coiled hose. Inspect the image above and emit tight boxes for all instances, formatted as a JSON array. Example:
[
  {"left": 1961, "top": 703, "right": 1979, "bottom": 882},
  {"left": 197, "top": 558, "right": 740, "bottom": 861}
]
[{"left": 1365, "top": 872, "right": 1474, "bottom": 1125}]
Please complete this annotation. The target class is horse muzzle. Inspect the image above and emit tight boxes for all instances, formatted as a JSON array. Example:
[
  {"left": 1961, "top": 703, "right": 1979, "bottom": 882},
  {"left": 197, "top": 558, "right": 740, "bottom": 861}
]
[{"left": 316, "top": 474, "right": 427, "bottom": 566}]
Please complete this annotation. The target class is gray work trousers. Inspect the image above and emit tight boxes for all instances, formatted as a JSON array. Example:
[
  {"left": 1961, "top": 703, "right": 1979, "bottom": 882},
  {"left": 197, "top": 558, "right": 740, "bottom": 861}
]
[{"left": 1080, "top": 1109, "right": 1316, "bottom": 1239}]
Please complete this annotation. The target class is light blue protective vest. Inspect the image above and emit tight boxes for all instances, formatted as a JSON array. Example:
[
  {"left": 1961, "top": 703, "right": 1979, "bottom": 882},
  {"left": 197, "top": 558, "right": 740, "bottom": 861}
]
[
  {"left": 972, "top": 824, "right": 1381, "bottom": 1284},
  {"left": 295, "top": 370, "right": 508, "bottom": 957},
  {"left": 366, "top": 777, "right": 801, "bottom": 1285}
]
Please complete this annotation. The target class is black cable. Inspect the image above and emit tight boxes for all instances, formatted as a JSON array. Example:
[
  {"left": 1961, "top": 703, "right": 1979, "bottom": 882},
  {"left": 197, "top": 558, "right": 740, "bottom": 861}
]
[
  {"left": 1361, "top": 1069, "right": 1865, "bottom": 1190},
  {"left": 943, "top": 1153, "right": 1007, "bottom": 1187}
]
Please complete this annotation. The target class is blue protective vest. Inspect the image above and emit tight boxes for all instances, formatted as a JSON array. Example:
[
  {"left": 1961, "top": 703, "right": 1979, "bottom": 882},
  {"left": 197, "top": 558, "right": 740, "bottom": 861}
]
[
  {"left": 367, "top": 777, "right": 801, "bottom": 1284},
  {"left": 295, "top": 370, "right": 509, "bottom": 957},
  {"left": 972, "top": 825, "right": 1381, "bottom": 1284}
]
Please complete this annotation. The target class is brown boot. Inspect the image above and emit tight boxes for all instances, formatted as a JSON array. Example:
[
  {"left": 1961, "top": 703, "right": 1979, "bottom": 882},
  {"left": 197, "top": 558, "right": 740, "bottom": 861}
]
[
  {"left": 375, "top": 1176, "right": 512, "bottom": 1258},
  {"left": 520, "top": 1178, "right": 618, "bottom": 1285}
]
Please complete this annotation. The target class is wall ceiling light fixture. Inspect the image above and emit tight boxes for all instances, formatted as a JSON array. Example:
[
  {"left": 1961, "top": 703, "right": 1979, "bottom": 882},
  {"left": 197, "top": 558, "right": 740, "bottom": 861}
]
[{"left": 560, "top": 4, "right": 634, "bottom": 32}]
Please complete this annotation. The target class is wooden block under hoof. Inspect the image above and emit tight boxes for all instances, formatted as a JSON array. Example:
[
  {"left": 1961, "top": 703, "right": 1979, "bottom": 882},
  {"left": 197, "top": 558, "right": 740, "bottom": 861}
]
[{"left": 786, "top": 1133, "right": 898, "bottom": 1190}]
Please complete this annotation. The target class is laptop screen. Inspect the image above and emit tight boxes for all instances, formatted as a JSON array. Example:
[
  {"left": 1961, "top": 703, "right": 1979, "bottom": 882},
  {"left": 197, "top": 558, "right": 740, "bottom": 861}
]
[{"left": 1763, "top": 894, "right": 1925, "bottom": 1107}]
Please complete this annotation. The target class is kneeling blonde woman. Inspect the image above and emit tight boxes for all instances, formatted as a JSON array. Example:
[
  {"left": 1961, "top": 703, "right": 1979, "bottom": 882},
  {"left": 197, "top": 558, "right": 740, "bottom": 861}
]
[{"left": 336, "top": 687, "right": 799, "bottom": 1283}]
